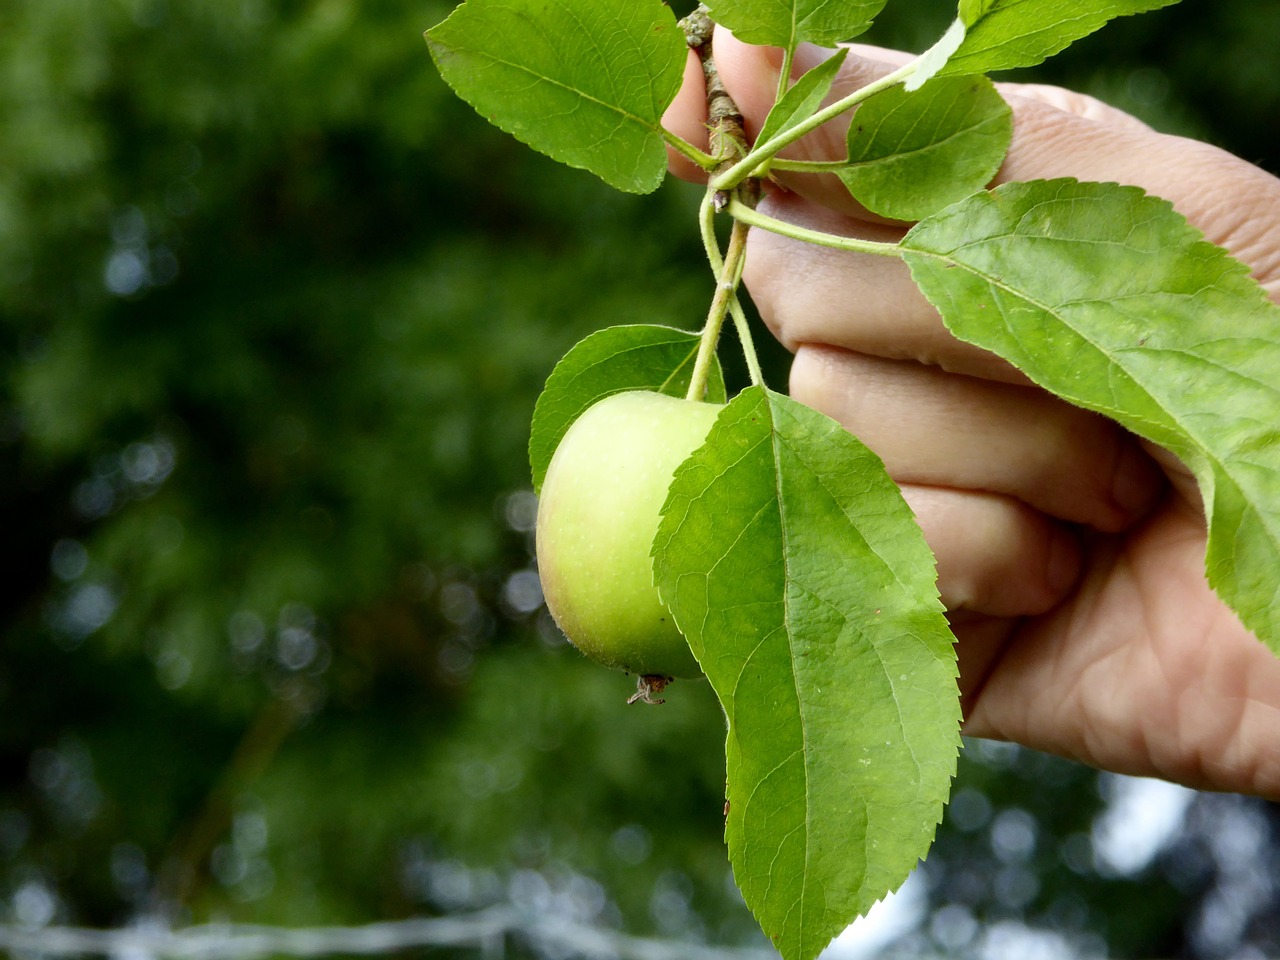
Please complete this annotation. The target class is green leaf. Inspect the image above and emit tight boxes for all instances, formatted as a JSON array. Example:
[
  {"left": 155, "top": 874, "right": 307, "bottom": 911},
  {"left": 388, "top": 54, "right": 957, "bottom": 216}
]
[
  {"left": 529, "top": 325, "right": 726, "bottom": 494},
  {"left": 425, "top": 0, "right": 686, "bottom": 194},
  {"left": 838, "top": 75, "right": 1012, "bottom": 221},
  {"left": 652, "top": 386, "right": 960, "bottom": 960},
  {"left": 941, "top": 0, "right": 1181, "bottom": 75},
  {"left": 901, "top": 178, "right": 1280, "bottom": 653},
  {"left": 704, "top": 0, "right": 888, "bottom": 48},
  {"left": 756, "top": 49, "right": 849, "bottom": 152}
]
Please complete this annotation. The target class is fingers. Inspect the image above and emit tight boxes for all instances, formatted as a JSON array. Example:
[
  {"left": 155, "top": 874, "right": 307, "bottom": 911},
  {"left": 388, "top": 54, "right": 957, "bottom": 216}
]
[
  {"left": 900, "top": 484, "right": 1081, "bottom": 618},
  {"left": 960, "top": 501, "right": 1280, "bottom": 798},
  {"left": 790, "top": 345, "right": 1164, "bottom": 532},
  {"left": 663, "top": 27, "right": 1280, "bottom": 797},
  {"left": 745, "top": 191, "right": 1026, "bottom": 382},
  {"left": 792, "top": 343, "right": 1165, "bottom": 619}
]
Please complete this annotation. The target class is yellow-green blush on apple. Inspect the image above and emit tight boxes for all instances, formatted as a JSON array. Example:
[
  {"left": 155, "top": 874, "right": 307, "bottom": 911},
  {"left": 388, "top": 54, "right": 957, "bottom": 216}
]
[{"left": 536, "top": 390, "right": 721, "bottom": 686}]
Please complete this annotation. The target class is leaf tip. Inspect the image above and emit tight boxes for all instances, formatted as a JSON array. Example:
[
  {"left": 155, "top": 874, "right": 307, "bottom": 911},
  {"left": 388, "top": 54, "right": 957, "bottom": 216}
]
[{"left": 904, "top": 18, "right": 966, "bottom": 92}]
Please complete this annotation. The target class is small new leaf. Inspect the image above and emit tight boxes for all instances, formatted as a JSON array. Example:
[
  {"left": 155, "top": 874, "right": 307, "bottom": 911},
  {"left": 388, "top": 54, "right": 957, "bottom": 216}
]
[
  {"left": 705, "top": 0, "right": 888, "bottom": 48},
  {"left": 943, "top": 0, "right": 1181, "bottom": 75},
  {"left": 425, "top": 0, "right": 686, "bottom": 194},
  {"left": 529, "top": 325, "right": 726, "bottom": 494},
  {"left": 902, "top": 178, "right": 1280, "bottom": 653},
  {"left": 756, "top": 49, "right": 849, "bottom": 153},
  {"left": 839, "top": 75, "right": 1012, "bottom": 221},
  {"left": 652, "top": 386, "right": 960, "bottom": 960}
]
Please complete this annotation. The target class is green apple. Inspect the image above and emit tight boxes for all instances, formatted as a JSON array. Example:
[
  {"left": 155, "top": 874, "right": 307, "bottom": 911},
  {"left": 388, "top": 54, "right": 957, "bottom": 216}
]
[{"left": 536, "top": 390, "right": 722, "bottom": 680}]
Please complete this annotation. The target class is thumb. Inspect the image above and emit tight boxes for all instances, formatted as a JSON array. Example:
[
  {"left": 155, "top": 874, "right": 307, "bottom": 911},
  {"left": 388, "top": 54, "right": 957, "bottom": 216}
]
[
  {"left": 660, "top": 32, "right": 905, "bottom": 185},
  {"left": 705, "top": 33, "right": 908, "bottom": 214},
  {"left": 662, "top": 32, "right": 912, "bottom": 207},
  {"left": 706, "top": 31, "right": 1153, "bottom": 215}
]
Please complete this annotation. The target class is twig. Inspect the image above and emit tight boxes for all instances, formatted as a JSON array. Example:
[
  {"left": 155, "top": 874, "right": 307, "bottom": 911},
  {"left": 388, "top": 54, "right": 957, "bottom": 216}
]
[
  {"left": 679, "top": 5, "right": 758, "bottom": 209},
  {"left": 150, "top": 687, "right": 309, "bottom": 915}
]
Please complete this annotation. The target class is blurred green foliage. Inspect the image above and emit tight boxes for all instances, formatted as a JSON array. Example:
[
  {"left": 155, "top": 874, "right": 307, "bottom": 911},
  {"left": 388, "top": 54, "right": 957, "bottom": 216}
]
[{"left": 1, "top": 0, "right": 1277, "bottom": 955}]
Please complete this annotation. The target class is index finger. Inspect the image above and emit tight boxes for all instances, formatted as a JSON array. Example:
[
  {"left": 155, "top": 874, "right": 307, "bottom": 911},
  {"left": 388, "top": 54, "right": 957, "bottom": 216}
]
[{"left": 671, "top": 31, "right": 1280, "bottom": 380}]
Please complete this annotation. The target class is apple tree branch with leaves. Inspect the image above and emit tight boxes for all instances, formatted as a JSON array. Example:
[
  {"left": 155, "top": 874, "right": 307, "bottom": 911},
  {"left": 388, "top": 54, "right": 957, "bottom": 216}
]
[{"left": 425, "top": 1, "right": 1280, "bottom": 957}]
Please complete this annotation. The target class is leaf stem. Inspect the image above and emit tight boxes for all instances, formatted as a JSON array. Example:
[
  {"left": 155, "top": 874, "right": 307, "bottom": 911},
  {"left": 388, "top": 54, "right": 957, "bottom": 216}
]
[
  {"left": 729, "top": 281, "right": 764, "bottom": 387},
  {"left": 767, "top": 158, "right": 850, "bottom": 174},
  {"left": 688, "top": 191, "right": 755, "bottom": 400},
  {"left": 775, "top": 45, "right": 795, "bottom": 106},
  {"left": 663, "top": 129, "right": 718, "bottom": 171},
  {"left": 698, "top": 192, "right": 763, "bottom": 387},
  {"left": 725, "top": 199, "right": 902, "bottom": 258},
  {"left": 698, "top": 186, "right": 722, "bottom": 271}
]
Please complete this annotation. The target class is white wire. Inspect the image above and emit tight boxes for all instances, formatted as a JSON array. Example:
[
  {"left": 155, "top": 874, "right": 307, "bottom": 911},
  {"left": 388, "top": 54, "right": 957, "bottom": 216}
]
[{"left": 0, "top": 906, "right": 778, "bottom": 960}]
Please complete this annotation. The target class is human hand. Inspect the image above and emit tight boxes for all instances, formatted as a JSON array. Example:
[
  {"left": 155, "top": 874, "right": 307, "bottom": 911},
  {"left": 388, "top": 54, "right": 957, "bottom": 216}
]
[{"left": 665, "top": 32, "right": 1280, "bottom": 797}]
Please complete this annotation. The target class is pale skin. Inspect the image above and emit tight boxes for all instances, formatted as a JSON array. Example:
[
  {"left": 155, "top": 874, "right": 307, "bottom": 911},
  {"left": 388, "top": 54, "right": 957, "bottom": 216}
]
[{"left": 664, "top": 32, "right": 1280, "bottom": 797}]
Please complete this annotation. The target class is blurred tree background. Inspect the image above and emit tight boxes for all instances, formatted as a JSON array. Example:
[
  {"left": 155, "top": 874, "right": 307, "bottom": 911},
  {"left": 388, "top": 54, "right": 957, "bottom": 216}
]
[{"left": 1, "top": 0, "right": 1277, "bottom": 957}]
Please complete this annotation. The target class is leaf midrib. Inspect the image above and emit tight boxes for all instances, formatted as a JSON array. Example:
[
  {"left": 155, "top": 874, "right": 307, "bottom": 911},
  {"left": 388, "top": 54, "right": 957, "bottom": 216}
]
[
  {"left": 455, "top": 47, "right": 664, "bottom": 135},
  {"left": 846, "top": 111, "right": 1005, "bottom": 170},
  {"left": 765, "top": 391, "right": 928, "bottom": 955},
  {"left": 766, "top": 393, "right": 811, "bottom": 955},
  {"left": 907, "top": 245, "right": 1280, "bottom": 554}
]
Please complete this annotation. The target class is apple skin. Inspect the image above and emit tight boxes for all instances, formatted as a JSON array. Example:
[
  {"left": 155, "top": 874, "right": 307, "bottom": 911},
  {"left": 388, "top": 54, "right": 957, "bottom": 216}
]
[{"left": 536, "top": 390, "right": 722, "bottom": 679}]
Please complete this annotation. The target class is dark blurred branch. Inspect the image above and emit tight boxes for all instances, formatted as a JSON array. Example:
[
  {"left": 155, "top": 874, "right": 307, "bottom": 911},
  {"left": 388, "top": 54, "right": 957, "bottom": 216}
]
[
  {"left": 150, "top": 685, "right": 310, "bottom": 914},
  {"left": 0, "top": 908, "right": 779, "bottom": 960}
]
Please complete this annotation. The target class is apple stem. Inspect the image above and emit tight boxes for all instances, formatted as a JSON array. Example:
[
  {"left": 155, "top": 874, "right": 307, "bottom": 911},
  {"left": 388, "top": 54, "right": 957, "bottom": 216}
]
[
  {"left": 688, "top": 191, "right": 754, "bottom": 400},
  {"left": 729, "top": 274, "right": 765, "bottom": 388},
  {"left": 775, "top": 44, "right": 796, "bottom": 108}
]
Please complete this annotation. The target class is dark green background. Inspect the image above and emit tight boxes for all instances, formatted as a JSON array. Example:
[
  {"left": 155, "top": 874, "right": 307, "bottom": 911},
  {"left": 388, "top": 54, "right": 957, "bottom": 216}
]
[{"left": 2, "top": 0, "right": 1277, "bottom": 955}]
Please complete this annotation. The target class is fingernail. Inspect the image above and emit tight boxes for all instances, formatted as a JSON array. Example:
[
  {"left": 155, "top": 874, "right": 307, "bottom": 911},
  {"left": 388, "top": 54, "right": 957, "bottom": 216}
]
[{"left": 758, "top": 44, "right": 786, "bottom": 70}]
